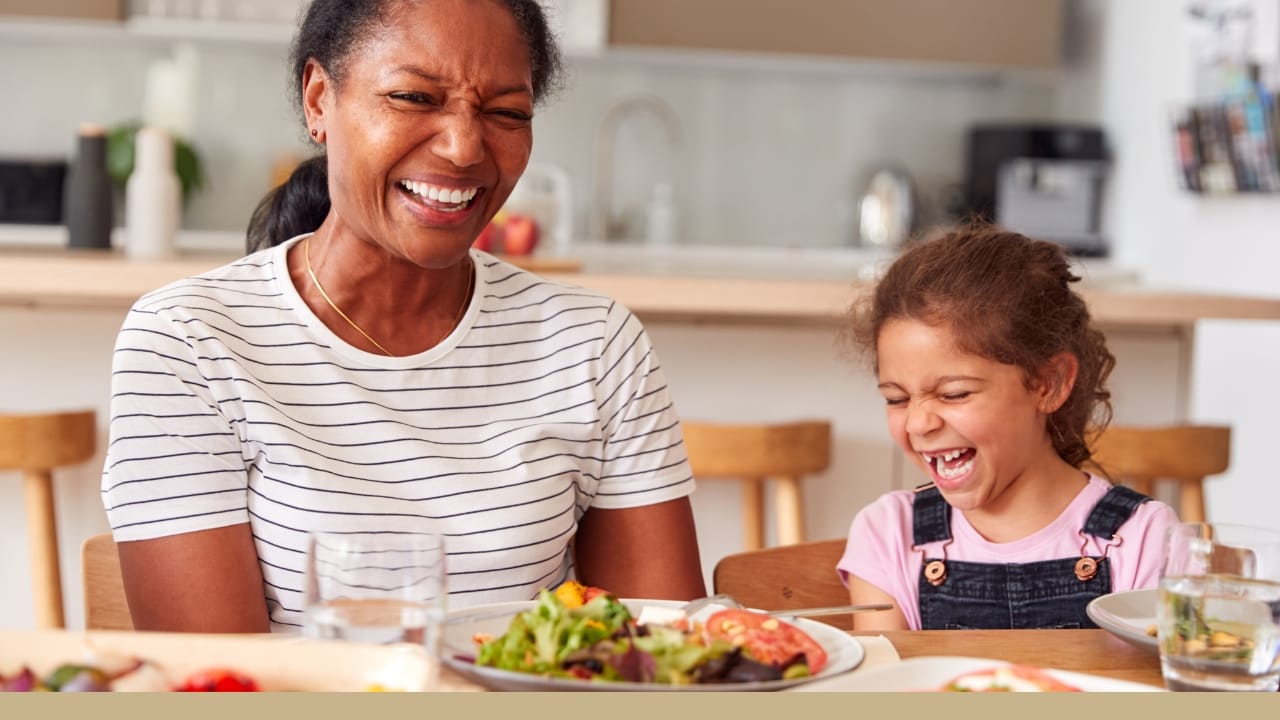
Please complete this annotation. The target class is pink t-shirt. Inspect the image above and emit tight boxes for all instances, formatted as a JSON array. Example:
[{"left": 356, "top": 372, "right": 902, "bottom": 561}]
[{"left": 836, "top": 475, "right": 1179, "bottom": 630}]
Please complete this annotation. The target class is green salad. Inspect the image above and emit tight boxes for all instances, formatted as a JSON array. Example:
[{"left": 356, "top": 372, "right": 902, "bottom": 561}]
[{"left": 471, "top": 588, "right": 808, "bottom": 685}]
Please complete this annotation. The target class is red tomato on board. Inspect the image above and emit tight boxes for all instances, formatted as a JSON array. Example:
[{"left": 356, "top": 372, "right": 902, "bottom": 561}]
[
  {"left": 704, "top": 609, "right": 828, "bottom": 674},
  {"left": 174, "top": 668, "right": 260, "bottom": 692}
]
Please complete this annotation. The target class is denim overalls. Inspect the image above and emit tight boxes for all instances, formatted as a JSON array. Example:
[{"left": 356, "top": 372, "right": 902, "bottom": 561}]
[{"left": 912, "top": 482, "right": 1151, "bottom": 630}]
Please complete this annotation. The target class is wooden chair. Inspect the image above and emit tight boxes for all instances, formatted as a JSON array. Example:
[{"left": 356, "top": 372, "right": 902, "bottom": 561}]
[
  {"left": 0, "top": 409, "right": 96, "bottom": 628},
  {"left": 682, "top": 420, "right": 831, "bottom": 550},
  {"left": 712, "top": 538, "right": 851, "bottom": 628},
  {"left": 81, "top": 532, "right": 133, "bottom": 631},
  {"left": 1086, "top": 424, "right": 1231, "bottom": 523}
]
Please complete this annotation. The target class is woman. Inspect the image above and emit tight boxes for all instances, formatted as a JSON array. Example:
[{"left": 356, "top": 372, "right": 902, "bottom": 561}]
[{"left": 102, "top": 0, "right": 706, "bottom": 633}]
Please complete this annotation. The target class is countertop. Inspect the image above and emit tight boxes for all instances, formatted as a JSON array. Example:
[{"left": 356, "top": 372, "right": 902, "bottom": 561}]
[{"left": 3, "top": 227, "right": 1280, "bottom": 328}]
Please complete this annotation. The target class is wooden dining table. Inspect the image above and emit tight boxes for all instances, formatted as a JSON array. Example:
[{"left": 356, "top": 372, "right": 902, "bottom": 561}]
[{"left": 860, "top": 629, "right": 1165, "bottom": 688}]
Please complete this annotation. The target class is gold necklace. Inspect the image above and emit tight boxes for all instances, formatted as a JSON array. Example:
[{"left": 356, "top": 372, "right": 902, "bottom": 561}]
[{"left": 304, "top": 236, "right": 473, "bottom": 356}]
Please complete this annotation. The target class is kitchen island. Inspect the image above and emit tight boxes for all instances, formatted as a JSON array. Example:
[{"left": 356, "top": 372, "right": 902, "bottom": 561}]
[{"left": 3, "top": 235, "right": 1278, "bottom": 630}]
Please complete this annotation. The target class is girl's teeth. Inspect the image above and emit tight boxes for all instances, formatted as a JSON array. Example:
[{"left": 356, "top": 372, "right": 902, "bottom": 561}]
[
  {"left": 937, "top": 456, "right": 974, "bottom": 479},
  {"left": 923, "top": 449, "right": 972, "bottom": 478}
]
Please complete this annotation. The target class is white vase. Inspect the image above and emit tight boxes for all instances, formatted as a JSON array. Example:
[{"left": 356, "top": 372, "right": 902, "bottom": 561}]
[{"left": 125, "top": 126, "right": 181, "bottom": 261}]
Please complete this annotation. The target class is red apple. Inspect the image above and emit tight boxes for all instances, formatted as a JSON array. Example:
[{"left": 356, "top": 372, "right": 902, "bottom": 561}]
[
  {"left": 502, "top": 214, "right": 540, "bottom": 256},
  {"left": 473, "top": 220, "right": 503, "bottom": 253}
]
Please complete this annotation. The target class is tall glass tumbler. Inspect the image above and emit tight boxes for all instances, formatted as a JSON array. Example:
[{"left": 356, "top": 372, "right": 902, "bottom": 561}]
[
  {"left": 303, "top": 532, "right": 448, "bottom": 668},
  {"left": 1157, "top": 522, "right": 1280, "bottom": 692}
]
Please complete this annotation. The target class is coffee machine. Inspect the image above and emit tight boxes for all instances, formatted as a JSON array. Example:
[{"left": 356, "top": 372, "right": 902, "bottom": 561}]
[{"left": 962, "top": 124, "right": 1110, "bottom": 257}]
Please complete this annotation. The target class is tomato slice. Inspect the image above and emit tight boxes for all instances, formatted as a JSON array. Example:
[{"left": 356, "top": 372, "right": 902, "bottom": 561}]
[
  {"left": 704, "top": 609, "right": 828, "bottom": 674},
  {"left": 941, "top": 665, "right": 1080, "bottom": 692}
]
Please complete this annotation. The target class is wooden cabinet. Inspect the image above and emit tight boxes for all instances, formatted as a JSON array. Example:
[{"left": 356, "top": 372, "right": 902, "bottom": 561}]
[
  {"left": 609, "top": 0, "right": 1064, "bottom": 70},
  {"left": 0, "top": 0, "right": 124, "bottom": 21}
]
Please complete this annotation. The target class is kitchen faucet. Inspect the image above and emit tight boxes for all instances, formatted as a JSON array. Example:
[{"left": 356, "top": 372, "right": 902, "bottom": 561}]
[{"left": 590, "top": 94, "right": 682, "bottom": 242}]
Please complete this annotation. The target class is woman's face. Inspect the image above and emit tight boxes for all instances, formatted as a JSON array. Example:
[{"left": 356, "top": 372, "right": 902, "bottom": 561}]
[
  {"left": 875, "top": 318, "right": 1063, "bottom": 513},
  {"left": 304, "top": 0, "right": 534, "bottom": 266}
]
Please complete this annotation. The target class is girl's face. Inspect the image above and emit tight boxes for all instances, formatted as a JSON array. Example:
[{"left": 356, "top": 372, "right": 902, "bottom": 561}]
[
  {"left": 875, "top": 318, "right": 1066, "bottom": 513},
  {"left": 303, "top": 0, "right": 534, "bottom": 267}
]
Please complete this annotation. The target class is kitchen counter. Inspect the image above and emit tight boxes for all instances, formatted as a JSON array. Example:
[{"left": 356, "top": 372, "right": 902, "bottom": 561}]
[{"left": 3, "top": 228, "right": 1280, "bottom": 328}]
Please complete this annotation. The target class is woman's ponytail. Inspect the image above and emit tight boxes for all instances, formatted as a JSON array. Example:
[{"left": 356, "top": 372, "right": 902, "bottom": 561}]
[{"left": 245, "top": 154, "right": 330, "bottom": 253}]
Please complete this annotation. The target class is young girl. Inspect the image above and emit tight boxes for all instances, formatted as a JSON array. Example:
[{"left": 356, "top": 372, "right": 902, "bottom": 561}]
[{"left": 837, "top": 226, "right": 1179, "bottom": 631}]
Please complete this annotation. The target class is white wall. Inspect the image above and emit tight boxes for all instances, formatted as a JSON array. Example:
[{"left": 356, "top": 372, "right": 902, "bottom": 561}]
[{"left": 1073, "top": 0, "right": 1280, "bottom": 529}]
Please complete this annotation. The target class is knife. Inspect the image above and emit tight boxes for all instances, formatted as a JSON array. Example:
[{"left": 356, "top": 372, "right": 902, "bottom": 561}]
[{"left": 768, "top": 603, "right": 894, "bottom": 618}]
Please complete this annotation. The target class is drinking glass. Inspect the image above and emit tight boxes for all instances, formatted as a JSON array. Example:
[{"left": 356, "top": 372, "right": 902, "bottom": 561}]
[
  {"left": 302, "top": 532, "right": 447, "bottom": 685},
  {"left": 1157, "top": 522, "right": 1280, "bottom": 692}
]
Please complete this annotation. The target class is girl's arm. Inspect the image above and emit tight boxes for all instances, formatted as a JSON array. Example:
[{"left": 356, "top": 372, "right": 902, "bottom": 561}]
[{"left": 849, "top": 574, "right": 908, "bottom": 631}]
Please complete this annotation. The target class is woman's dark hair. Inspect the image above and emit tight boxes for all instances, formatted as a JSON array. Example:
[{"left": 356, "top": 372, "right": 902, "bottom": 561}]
[
  {"left": 846, "top": 223, "right": 1116, "bottom": 468},
  {"left": 246, "top": 0, "right": 564, "bottom": 253}
]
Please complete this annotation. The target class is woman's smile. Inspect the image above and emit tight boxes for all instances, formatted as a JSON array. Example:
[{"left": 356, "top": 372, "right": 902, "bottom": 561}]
[{"left": 395, "top": 179, "right": 486, "bottom": 226}]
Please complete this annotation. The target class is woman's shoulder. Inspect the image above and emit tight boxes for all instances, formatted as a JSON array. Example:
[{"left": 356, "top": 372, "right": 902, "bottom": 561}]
[
  {"left": 133, "top": 242, "right": 284, "bottom": 311},
  {"left": 121, "top": 243, "right": 293, "bottom": 351}
]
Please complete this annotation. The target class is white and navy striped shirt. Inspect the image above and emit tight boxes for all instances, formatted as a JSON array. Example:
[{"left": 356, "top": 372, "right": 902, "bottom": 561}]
[{"left": 102, "top": 235, "right": 695, "bottom": 630}]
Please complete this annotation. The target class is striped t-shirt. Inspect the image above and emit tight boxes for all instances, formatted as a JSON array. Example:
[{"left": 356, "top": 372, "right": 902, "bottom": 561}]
[{"left": 101, "top": 234, "right": 695, "bottom": 630}]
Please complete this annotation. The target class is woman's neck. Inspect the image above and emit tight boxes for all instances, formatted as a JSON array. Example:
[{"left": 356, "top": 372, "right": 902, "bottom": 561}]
[{"left": 288, "top": 228, "right": 473, "bottom": 356}]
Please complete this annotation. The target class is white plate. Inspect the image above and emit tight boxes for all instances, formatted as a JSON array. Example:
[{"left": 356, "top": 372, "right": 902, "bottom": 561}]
[
  {"left": 790, "top": 656, "right": 1164, "bottom": 692},
  {"left": 1086, "top": 588, "right": 1159, "bottom": 654},
  {"left": 441, "top": 599, "right": 864, "bottom": 691}
]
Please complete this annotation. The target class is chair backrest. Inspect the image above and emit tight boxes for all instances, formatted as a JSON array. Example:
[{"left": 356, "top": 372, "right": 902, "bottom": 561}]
[
  {"left": 681, "top": 421, "right": 831, "bottom": 478},
  {"left": 0, "top": 410, "right": 96, "bottom": 471},
  {"left": 82, "top": 532, "right": 134, "bottom": 631},
  {"left": 1086, "top": 424, "right": 1231, "bottom": 523},
  {"left": 682, "top": 420, "right": 832, "bottom": 549},
  {"left": 712, "top": 538, "right": 851, "bottom": 629}
]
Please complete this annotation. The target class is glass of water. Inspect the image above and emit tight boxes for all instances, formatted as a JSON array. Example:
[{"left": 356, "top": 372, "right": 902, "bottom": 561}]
[
  {"left": 1157, "top": 522, "right": 1280, "bottom": 692},
  {"left": 303, "top": 532, "right": 447, "bottom": 686}
]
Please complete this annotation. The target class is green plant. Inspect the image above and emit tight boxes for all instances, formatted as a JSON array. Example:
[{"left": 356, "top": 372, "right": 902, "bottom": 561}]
[{"left": 105, "top": 122, "right": 204, "bottom": 204}]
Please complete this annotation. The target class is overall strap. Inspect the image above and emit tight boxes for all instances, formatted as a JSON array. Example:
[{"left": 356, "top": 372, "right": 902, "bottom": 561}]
[
  {"left": 912, "top": 484, "right": 952, "bottom": 546},
  {"left": 1082, "top": 484, "right": 1151, "bottom": 538}
]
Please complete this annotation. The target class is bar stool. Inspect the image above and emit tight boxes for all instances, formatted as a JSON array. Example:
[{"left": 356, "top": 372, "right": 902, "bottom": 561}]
[
  {"left": 681, "top": 420, "right": 832, "bottom": 550},
  {"left": 0, "top": 410, "right": 97, "bottom": 628}
]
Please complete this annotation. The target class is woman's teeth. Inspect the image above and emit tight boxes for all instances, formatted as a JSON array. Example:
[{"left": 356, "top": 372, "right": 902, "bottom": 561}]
[{"left": 399, "top": 180, "right": 478, "bottom": 208}]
